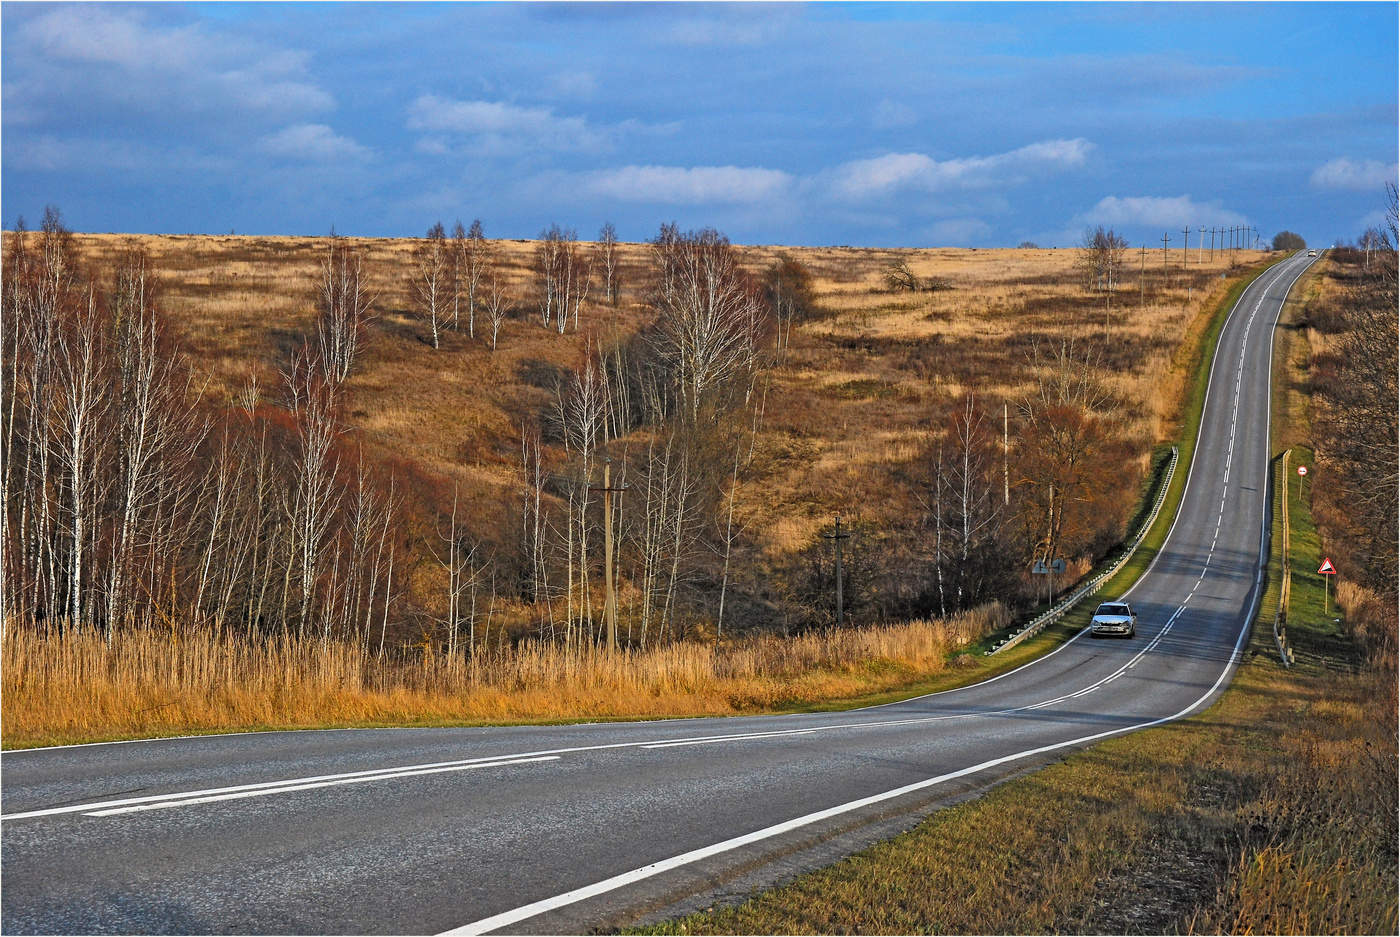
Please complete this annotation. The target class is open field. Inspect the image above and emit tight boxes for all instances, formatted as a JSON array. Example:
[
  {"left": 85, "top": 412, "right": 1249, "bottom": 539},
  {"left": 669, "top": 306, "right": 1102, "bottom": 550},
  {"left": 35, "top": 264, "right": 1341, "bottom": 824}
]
[{"left": 54, "top": 232, "right": 1262, "bottom": 621}]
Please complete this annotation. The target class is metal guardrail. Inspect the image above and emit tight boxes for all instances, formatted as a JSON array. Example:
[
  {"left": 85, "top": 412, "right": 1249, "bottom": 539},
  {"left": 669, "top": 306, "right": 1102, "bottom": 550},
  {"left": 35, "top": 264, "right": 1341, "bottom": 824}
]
[
  {"left": 1273, "top": 450, "right": 1295, "bottom": 667},
  {"left": 987, "top": 446, "right": 1179, "bottom": 656}
]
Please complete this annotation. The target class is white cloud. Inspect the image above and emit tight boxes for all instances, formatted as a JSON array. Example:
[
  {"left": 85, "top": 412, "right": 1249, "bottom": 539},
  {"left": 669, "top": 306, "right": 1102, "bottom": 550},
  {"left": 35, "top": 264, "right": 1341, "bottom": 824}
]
[
  {"left": 18, "top": 6, "right": 333, "bottom": 116},
  {"left": 407, "top": 94, "right": 606, "bottom": 152},
  {"left": 584, "top": 165, "right": 793, "bottom": 204},
  {"left": 826, "top": 138, "right": 1093, "bottom": 200},
  {"left": 1310, "top": 158, "right": 1397, "bottom": 191},
  {"left": 1079, "top": 195, "right": 1246, "bottom": 228},
  {"left": 260, "top": 124, "right": 370, "bottom": 162}
]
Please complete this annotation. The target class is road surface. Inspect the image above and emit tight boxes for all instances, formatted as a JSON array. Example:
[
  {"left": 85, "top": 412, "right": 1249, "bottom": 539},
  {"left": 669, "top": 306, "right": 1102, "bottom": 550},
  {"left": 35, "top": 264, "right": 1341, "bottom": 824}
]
[{"left": 0, "top": 252, "right": 1316, "bottom": 935}]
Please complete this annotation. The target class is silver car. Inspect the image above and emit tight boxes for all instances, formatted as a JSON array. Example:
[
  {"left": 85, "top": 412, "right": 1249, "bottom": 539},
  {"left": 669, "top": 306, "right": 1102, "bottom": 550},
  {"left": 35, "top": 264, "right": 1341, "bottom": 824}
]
[{"left": 1091, "top": 601, "right": 1137, "bottom": 638}]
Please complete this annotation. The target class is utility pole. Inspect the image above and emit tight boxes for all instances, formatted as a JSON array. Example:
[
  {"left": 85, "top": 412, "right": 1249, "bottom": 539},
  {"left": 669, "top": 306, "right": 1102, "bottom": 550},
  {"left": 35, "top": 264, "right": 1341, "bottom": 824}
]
[
  {"left": 1139, "top": 245, "right": 1146, "bottom": 307},
  {"left": 1161, "top": 232, "right": 1170, "bottom": 272},
  {"left": 1003, "top": 402, "right": 1010, "bottom": 506},
  {"left": 1046, "top": 484, "right": 1056, "bottom": 604},
  {"left": 1199, "top": 225, "right": 1205, "bottom": 264},
  {"left": 1210, "top": 227, "right": 1216, "bottom": 261},
  {"left": 589, "top": 458, "right": 628, "bottom": 650},
  {"left": 1182, "top": 227, "right": 1190, "bottom": 266},
  {"left": 823, "top": 514, "right": 851, "bottom": 627}
]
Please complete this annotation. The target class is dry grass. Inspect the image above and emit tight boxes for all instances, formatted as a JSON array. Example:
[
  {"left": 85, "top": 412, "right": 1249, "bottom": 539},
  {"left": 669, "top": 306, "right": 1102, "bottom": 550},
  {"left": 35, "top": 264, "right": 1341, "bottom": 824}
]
[
  {"left": 47, "top": 233, "right": 1260, "bottom": 588},
  {"left": 1, "top": 602, "right": 1006, "bottom": 748}
]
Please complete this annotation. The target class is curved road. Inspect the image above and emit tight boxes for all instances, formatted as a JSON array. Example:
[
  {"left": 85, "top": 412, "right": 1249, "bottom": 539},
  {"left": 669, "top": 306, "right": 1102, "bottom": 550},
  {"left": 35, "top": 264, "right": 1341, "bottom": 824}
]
[{"left": 0, "top": 252, "right": 1316, "bottom": 935}]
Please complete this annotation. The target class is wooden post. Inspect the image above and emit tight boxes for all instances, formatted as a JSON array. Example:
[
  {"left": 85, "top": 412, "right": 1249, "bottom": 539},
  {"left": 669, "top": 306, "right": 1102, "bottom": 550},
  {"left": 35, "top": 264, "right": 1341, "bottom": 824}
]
[
  {"left": 590, "top": 458, "right": 628, "bottom": 650},
  {"left": 823, "top": 515, "right": 852, "bottom": 627}
]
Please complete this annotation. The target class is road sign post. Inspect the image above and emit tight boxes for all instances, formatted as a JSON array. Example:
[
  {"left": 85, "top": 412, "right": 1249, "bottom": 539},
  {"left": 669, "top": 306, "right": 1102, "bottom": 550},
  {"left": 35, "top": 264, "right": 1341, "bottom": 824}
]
[
  {"left": 1296, "top": 463, "right": 1307, "bottom": 501},
  {"left": 1318, "top": 556, "right": 1337, "bottom": 615}
]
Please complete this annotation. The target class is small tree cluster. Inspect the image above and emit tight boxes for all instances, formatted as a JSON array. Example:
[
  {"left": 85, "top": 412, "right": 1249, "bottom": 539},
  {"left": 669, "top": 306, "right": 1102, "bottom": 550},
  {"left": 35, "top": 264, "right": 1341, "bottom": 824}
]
[{"left": 1076, "top": 226, "right": 1128, "bottom": 292}]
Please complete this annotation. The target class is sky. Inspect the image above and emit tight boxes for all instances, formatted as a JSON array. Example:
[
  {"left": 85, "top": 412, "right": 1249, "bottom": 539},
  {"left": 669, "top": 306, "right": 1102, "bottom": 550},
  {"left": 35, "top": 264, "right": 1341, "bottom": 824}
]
[{"left": 3, "top": 2, "right": 1396, "bottom": 248}]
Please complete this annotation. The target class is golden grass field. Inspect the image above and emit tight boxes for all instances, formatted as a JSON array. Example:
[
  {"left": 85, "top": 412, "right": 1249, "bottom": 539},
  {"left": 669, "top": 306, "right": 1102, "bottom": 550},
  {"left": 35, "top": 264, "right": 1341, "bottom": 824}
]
[
  {"left": 2, "top": 231, "right": 1267, "bottom": 747},
  {"left": 1, "top": 602, "right": 1005, "bottom": 748},
  {"left": 61, "top": 232, "right": 1261, "bottom": 580}
]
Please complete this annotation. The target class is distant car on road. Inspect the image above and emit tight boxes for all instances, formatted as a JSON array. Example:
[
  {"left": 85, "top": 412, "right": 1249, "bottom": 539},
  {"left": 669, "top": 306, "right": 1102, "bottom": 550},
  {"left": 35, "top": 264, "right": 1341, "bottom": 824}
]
[
  {"left": 1091, "top": 601, "right": 1137, "bottom": 638},
  {"left": 1308, "top": 249, "right": 1317, "bottom": 257}
]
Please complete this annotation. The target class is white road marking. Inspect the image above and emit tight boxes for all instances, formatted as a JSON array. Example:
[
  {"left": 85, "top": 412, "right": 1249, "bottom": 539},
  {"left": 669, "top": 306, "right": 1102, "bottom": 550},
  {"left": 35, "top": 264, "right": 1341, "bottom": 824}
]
[
  {"left": 84, "top": 756, "right": 560, "bottom": 817},
  {"left": 2, "top": 754, "right": 563, "bottom": 821}
]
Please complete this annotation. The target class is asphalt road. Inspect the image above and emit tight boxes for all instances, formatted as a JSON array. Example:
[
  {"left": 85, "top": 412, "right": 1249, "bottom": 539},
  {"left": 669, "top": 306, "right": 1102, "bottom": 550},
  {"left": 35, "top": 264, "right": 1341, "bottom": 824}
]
[{"left": 0, "top": 252, "right": 1316, "bottom": 936}]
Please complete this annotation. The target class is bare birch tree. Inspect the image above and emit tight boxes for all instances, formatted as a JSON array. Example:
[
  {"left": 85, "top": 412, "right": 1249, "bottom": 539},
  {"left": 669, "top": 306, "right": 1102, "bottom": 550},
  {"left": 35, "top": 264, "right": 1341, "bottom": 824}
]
[
  {"left": 412, "top": 222, "right": 449, "bottom": 349},
  {"left": 317, "top": 235, "right": 375, "bottom": 384},
  {"left": 599, "top": 222, "right": 620, "bottom": 306}
]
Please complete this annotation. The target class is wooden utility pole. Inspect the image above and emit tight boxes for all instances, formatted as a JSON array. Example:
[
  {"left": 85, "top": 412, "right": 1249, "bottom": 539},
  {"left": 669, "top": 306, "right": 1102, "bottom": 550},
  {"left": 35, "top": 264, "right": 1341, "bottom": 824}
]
[
  {"left": 1140, "top": 244, "right": 1146, "bottom": 306},
  {"left": 1161, "top": 232, "right": 1170, "bottom": 271},
  {"left": 823, "top": 514, "right": 851, "bottom": 627},
  {"left": 1199, "top": 225, "right": 1205, "bottom": 263},
  {"left": 1182, "top": 227, "right": 1190, "bottom": 266},
  {"left": 1003, "top": 402, "right": 1010, "bottom": 506},
  {"left": 1210, "top": 226, "right": 1216, "bottom": 260},
  {"left": 590, "top": 458, "right": 627, "bottom": 650}
]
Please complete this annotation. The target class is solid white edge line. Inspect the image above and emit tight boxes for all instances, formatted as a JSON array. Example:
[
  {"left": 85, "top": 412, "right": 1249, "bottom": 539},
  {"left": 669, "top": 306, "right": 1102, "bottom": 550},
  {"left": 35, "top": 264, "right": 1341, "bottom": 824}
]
[{"left": 442, "top": 255, "right": 1313, "bottom": 937}]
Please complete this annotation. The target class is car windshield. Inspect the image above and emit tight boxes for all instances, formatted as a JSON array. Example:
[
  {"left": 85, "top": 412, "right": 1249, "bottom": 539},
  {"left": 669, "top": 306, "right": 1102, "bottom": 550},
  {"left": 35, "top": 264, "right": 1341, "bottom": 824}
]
[{"left": 1097, "top": 604, "right": 1130, "bottom": 616}]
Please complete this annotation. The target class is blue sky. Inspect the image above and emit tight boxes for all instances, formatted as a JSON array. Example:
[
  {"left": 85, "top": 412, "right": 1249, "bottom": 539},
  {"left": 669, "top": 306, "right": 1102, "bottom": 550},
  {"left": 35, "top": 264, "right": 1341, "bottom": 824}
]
[{"left": 3, "top": 2, "right": 1395, "bottom": 248}]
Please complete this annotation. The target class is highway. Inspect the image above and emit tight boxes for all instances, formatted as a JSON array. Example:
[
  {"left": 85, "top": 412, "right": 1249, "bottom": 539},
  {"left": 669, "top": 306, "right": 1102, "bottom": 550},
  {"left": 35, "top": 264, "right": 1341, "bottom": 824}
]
[{"left": 0, "top": 252, "right": 1316, "bottom": 935}]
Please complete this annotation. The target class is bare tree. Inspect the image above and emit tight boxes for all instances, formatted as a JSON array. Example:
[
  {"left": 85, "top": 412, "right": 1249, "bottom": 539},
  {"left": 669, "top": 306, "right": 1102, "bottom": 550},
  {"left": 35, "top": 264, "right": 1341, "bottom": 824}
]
[
  {"left": 411, "top": 222, "right": 449, "bottom": 349},
  {"left": 282, "top": 345, "right": 342, "bottom": 638},
  {"left": 599, "top": 222, "right": 620, "bottom": 306},
  {"left": 535, "top": 225, "right": 590, "bottom": 333},
  {"left": 463, "top": 219, "right": 490, "bottom": 337},
  {"left": 50, "top": 288, "right": 112, "bottom": 629},
  {"left": 883, "top": 257, "right": 922, "bottom": 292},
  {"left": 1076, "top": 226, "right": 1128, "bottom": 293},
  {"left": 104, "top": 246, "right": 206, "bottom": 635},
  {"left": 316, "top": 235, "right": 375, "bottom": 383},
  {"left": 648, "top": 226, "right": 768, "bottom": 423},
  {"left": 483, "top": 273, "right": 510, "bottom": 351},
  {"left": 450, "top": 221, "right": 467, "bottom": 331},
  {"left": 932, "top": 393, "right": 1006, "bottom": 609}
]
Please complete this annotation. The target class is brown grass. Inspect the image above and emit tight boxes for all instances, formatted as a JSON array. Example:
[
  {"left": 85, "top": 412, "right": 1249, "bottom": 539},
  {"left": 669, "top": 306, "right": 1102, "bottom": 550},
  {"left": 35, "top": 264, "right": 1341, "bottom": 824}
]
[
  {"left": 1, "top": 602, "right": 1006, "bottom": 748},
  {"left": 43, "top": 233, "right": 1260, "bottom": 591}
]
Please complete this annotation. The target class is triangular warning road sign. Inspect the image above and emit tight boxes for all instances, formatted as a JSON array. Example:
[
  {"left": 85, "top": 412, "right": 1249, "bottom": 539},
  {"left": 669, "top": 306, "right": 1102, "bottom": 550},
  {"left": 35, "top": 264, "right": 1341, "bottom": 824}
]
[{"left": 1318, "top": 557, "right": 1337, "bottom": 575}]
